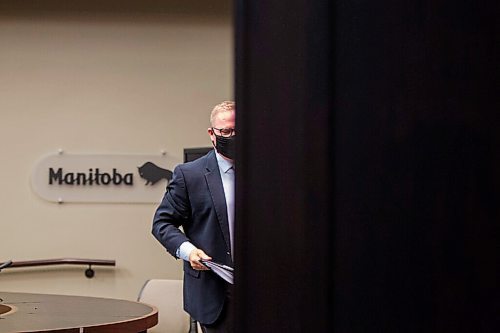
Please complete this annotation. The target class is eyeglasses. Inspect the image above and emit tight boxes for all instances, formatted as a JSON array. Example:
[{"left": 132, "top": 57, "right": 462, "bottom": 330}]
[{"left": 211, "top": 127, "right": 236, "bottom": 137}]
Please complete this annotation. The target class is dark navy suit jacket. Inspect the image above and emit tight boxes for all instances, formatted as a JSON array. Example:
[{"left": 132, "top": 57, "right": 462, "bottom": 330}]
[{"left": 152, "top": 149, "right": 232, "bottom": 325}]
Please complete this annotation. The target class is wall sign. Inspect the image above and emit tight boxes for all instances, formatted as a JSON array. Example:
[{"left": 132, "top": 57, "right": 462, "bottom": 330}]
[{"left": 31, "top": 152, "right": 177, "bottom": 203}]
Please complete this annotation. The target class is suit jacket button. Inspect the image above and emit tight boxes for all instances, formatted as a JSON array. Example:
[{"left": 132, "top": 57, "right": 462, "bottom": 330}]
[{"left": 227, "top": 252, "right": 230, "bottom": 255}]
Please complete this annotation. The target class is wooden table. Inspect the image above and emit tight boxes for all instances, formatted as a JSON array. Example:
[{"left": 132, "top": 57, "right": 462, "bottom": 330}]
[{"left": 0, "top": 292, "right": 157, "bottom": 332}]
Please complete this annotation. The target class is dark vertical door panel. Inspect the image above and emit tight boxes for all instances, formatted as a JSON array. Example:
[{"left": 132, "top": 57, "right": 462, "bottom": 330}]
[
  {"left": 235, "top": 0, "right": 498, "bottom": 332},
  {"left": 234, "top": 1, "right": 332, "bottom": 332},
  {"left": 332, "top": 1, "right": 498, "bottom": 332}
]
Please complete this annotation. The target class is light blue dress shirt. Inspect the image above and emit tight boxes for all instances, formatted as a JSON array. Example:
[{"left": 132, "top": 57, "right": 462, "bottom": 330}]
[{"left": 177, "top": 151, "right": 235, "bottom": 261}]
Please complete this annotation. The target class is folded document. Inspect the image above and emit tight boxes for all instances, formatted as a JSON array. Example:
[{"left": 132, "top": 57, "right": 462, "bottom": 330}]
[{"left": 200, "top": 259, "right": 234, "bottom": 285}]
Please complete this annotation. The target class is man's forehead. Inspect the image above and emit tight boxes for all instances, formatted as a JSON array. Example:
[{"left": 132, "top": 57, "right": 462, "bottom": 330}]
[{"left": 214, "top": 110, "right": 235, "bottom": 123}]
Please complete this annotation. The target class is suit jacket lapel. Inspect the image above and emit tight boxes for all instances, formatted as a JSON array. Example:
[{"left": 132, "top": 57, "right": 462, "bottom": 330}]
[{"left": 205, "top": 151, "right": 231, "bottom": 253}]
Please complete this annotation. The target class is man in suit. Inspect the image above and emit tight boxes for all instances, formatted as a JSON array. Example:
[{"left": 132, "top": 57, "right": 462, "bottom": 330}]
[{"left": 152, "top": 101, "right": 235, "bottom": 333}]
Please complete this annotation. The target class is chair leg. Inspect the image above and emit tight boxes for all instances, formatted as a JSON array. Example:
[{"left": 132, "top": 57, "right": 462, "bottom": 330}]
[{"left": 189, "top": 316, "right": 199, "bottom": 333}]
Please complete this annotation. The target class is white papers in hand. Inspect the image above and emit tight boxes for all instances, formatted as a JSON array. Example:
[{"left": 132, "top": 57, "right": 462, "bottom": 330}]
[{"left": 200, "top": 260, "right": 234, "bottom": 285}]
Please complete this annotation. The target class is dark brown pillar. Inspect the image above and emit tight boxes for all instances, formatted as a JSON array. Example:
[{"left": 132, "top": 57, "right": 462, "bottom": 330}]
[
  {"left": 234, "top": 1, "right": 332, "bottom": 332},
  {"left": 234, "top": 1, "right": 498, "bottom": 332}
]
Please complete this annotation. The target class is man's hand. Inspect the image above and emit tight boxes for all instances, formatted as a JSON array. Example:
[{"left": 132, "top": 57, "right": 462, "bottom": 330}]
[{"left": 189, "top": 248, "right": 212, "bottom": 270}]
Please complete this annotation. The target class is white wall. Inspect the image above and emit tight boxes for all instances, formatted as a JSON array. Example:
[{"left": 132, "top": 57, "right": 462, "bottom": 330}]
[{"left": 0, "top": 8, "right": 233, "bottom": 300}]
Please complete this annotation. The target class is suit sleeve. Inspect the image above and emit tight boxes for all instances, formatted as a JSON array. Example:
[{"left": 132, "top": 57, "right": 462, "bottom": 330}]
[{"left": 152, "top": 165, "right": 192, "bottom": 258}]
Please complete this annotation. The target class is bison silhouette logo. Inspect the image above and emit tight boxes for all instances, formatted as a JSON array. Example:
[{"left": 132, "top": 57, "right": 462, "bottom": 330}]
[{"left": 138, "top": 162, "right": 173, "bottom": 185}]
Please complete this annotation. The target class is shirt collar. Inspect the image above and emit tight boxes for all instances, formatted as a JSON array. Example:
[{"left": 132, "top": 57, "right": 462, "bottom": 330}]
[{"left": 215, "top": 150, "right": 234, "bottom": 173}]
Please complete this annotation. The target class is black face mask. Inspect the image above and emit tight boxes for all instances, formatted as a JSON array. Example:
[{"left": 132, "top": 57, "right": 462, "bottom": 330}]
[{"left": 213, "top": 134, "right": 235, "bottom": 160}]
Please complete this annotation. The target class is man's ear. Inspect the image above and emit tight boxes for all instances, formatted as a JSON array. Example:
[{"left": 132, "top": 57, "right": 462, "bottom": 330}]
[{"left": 208, "top": 128, "right": 216, "bottom": 147}]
